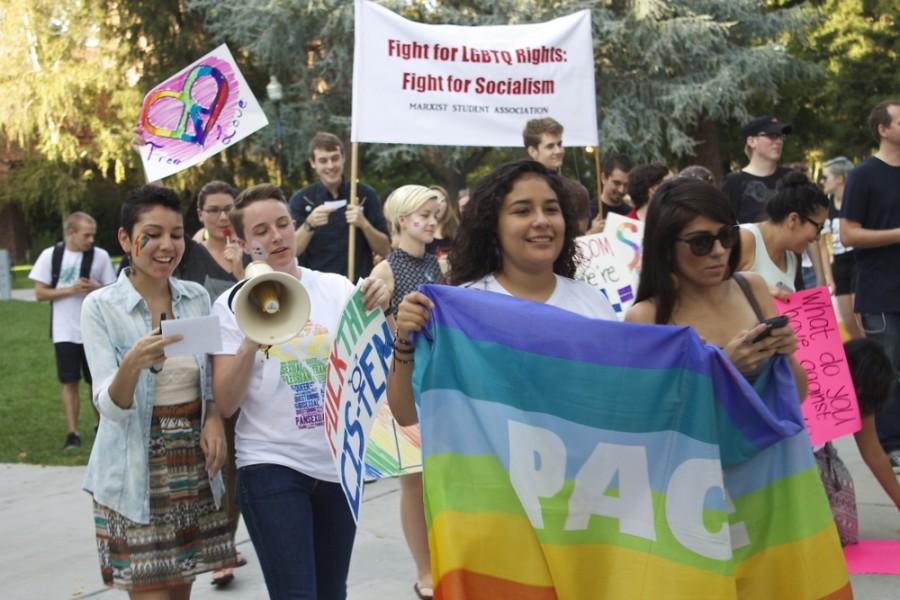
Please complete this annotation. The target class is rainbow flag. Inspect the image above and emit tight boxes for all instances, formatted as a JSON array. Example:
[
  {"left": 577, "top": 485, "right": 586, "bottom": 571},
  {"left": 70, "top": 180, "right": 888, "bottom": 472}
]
[{"left": 413, "top": 284, "right": 851, "bottom": 600}]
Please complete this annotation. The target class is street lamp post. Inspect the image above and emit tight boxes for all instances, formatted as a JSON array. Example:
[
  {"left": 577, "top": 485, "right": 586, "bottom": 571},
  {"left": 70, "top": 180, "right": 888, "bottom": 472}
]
[{"left": 266, "top": 75, "right": 285, "bottom": 187}]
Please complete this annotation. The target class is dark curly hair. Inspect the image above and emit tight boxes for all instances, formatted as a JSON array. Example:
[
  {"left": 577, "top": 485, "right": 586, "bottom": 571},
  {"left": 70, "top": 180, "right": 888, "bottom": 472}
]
[
  {"left": 448, "top": 160, "right": 578, "bottom": 285},
  {"left": 636, "top": 178, "right": 739, "bottom": 324}
]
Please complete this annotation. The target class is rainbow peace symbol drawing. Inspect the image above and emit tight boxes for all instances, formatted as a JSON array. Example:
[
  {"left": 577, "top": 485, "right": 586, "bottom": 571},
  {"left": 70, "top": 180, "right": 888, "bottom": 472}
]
[{"left": 140, "top": 58, "right": 238, "bottom": 147}]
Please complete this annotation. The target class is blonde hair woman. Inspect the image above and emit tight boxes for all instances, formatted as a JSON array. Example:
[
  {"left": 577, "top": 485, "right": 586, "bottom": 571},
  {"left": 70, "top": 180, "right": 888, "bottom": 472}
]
[{"left": 370, "top": 184, "right": 441, "bottom": 599}]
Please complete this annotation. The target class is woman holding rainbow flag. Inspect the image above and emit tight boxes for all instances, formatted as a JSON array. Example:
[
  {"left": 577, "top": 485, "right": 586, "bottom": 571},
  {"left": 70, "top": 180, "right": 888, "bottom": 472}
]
[{"left": 387, "top": 159, "right": 617, "bottom": 427}]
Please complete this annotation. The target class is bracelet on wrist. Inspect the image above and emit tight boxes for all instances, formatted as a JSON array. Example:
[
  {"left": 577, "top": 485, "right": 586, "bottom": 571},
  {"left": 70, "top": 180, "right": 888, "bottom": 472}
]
[
  {"left": 393, "top": 328, "right": 412, "bottom": 344},
  {"left": 393, "top": 355, "right": 414, "bottom": 366}
]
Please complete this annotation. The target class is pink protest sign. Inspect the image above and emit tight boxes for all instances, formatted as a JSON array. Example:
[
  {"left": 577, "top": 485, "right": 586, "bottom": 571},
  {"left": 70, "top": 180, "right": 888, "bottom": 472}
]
[
  {"left": 843, "top": 539, "right": 900, "bottom": 574},
  {"left": 137, "top": 44, "right": 268, "bottom": 181},
  {"left": 774, "top": 287, "right": 861, "bottom": 446}
]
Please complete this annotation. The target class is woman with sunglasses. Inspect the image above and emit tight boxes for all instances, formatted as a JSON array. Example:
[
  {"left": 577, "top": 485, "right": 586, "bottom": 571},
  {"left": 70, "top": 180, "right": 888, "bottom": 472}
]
[
  {"left": 626, "top": 178, "right": 806, "bottom": 392},
  {"left": 737, "top": 171, "right": 829, "bottom": 295}
]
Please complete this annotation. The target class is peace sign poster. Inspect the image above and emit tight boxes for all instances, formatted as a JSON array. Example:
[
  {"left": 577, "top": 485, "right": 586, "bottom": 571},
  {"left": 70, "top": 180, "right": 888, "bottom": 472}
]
[{"left": 137, "top": 44, "right": 268, "bottom": 182}]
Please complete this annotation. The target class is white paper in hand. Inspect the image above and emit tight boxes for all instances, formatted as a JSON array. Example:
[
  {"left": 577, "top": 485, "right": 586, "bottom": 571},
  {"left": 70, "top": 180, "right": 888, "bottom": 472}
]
[{"left": 161, "top": 316, "right": 223, "bottom": 357}]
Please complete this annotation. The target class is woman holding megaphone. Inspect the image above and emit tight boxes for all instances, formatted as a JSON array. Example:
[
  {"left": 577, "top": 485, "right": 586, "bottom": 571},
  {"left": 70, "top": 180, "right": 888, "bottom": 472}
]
[
  {"left": 211, "top": 184, "right": 390, "bottom": 600},
  {"left": 81, "top": 185, "right": 237, "bottom": 598}
]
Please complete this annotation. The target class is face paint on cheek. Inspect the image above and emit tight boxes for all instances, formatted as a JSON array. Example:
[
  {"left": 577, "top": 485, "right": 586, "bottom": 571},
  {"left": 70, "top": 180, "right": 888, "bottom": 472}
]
[
  {"left": 250, "top": 239, "right": 268, "bottom": 261},
  {"left": 134, "top": 233, "right": 150, "bottom": 257}
]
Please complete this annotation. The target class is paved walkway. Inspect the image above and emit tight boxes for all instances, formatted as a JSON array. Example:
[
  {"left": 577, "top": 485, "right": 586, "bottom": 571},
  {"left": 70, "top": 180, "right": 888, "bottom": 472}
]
[{"left": 1, "top": 435, "right": 897, "bottom": 599}]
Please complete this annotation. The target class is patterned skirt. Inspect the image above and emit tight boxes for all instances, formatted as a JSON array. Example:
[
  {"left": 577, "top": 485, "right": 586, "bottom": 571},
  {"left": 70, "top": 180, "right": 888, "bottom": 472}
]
[{"left": 93, "top": 400, "right": 237, "bottom": 591}]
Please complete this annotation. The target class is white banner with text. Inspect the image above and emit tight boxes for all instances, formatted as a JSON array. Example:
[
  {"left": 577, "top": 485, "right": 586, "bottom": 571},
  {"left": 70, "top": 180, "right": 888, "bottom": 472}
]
[{"left": 351, "top": 0, "right": 598, "bottom": 147}]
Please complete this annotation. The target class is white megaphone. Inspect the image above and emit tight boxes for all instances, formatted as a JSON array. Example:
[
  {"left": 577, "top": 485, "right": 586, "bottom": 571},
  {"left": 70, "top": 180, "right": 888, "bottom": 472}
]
[{"left": 227, "top": 261, "right": 311, "bottom": 346}]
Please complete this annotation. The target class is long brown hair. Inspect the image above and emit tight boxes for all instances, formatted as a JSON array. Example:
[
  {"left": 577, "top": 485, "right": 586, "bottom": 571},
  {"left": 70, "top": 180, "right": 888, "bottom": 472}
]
[{"left": 636, "top": 178, "right": 740, "bottom": 324}]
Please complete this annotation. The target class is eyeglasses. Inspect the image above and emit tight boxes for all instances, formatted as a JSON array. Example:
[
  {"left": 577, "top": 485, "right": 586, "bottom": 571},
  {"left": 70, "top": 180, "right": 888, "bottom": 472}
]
[
  {"left": 756, "top": 132, "right": 785, "bottom": 141},
  {"left": 202, "top": 206, "right": 234, "bottom": 215},
  {"left": 802, "top": 216, "right": 825, "bottom": 235},
  {"left": 676, "top": 225, "right": 740, "bottom": 257}
]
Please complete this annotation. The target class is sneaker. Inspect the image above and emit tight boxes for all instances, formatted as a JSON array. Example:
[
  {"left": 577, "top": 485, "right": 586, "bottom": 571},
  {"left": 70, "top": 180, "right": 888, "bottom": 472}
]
[
  {"left": 889, "top": 450, "right": 900, "bottom": 473},
  {"left": 63, "top": 432, "right": 81, "bottom": 451}
]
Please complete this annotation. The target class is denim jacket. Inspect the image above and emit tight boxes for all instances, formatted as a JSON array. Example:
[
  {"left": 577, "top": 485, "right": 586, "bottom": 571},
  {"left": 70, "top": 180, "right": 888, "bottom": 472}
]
[{"left": 81, "top": 270, "right": 224, "bottom": 523}]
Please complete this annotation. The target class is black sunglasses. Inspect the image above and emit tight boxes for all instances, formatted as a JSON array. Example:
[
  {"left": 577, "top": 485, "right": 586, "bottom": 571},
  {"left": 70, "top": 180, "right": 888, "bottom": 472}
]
[{"left": 676, "top": 225, "right": 740, "bottom": 257}]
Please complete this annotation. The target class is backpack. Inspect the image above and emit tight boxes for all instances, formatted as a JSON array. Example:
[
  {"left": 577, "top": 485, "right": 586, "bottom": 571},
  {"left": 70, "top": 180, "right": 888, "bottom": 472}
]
[{"left": 48, "top": 242, "right": 94, "bottom": 338}]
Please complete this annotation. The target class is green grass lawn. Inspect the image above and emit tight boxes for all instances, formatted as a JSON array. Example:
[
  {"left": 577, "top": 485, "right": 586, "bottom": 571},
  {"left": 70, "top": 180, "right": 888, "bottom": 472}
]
[{"left": 0, "top": 300, "right": 96, "bottom": 465}]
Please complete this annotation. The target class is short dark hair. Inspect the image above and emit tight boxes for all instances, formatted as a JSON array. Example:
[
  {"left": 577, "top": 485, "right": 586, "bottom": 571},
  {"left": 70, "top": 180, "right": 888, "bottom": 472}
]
[
  {"left": 121, "top": 185, "right": 182, "bottom": 237},
  {"left": 448, "top": 160, "right": 578, "bottom": 285},
  {"left": 308, "top": 131, "right": 344, "bottom": 161},
  {"left": 678, "top": 165, "right": 714, "bottom": 184},
  {"left": 636, "top": 178, "right": 739, "bottom": 325},
  {"left": 197, "top": 181, "right": 238, "bottom": 210},
  {"left": 869, "top": 99, "right": 900, "bottom": 142},
  {"left": 561, "top": 178, "right": 590, "bottom": 223},
  {"left": 230, "top": 184, "right": 286, "bottom": 240},
  {"left": 765, "top": 171, "right": 829, "bottom": 223},
  {"left": 601, "top": 152, "right": 633, "bottom": 177},
  {"left": 522, "top": 117, "right": 563, "bottom": 149},
  {"left": 627, "top": 164, "right": 669, "bottom": 210},
  {"left": 844, "top": 338, "right": 895, "bottom": 417}
]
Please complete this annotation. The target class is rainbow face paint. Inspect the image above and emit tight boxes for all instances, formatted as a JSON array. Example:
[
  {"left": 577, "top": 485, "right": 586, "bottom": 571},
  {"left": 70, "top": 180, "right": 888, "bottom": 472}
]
[{"left": 134, "top": 233, "right": 150, "bottom": 257}]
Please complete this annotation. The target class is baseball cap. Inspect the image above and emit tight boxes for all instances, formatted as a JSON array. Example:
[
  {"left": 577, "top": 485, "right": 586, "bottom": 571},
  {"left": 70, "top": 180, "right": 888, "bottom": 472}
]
[{"left": 741, "top": 116, "right": 793, "bottom": 137}]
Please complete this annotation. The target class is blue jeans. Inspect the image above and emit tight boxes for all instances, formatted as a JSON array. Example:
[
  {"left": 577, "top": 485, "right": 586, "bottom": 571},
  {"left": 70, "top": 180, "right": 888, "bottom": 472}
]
[
  {"left": 861, "top": 313, "right": 900, "bottom": 454},
  {"left": 236, "top": 464, "right": 357, "bottom": 600}
]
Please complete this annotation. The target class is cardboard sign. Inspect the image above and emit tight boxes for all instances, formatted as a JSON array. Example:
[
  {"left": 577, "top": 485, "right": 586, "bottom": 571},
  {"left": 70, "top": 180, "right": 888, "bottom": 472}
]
[
  {"left": 323, "top": 284, "right": 393, "bottom": 522},
  {"left": 774, "top": 287, "right": 861, "bottom": 446},
  {"left": 843, "top": 540, "right": 900, "bottom": 574},
  {"left": 365, "top": 402, "right": 422, "bottom": 478},
  {"left": 574, "top": 234, "right": 635, "bottom": 318},
  {"left": 603, "top": 212, "right": 644, "bottom": 275},
  {"left": 137, "top": 44, "right": 268, "bottom": 181}
]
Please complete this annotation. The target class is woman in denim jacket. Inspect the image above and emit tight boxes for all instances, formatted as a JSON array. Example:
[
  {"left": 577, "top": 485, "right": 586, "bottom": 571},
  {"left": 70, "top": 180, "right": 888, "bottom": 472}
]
[{"left": 81, "top": 185, "right": 236, "bottom": 598}]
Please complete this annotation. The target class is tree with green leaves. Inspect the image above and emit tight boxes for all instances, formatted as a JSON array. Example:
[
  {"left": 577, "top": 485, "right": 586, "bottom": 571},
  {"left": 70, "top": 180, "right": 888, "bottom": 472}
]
[
  {"left": 783, "top": 0, "right": 900, "bottom": 164},
  {"left": 192, "top": 0, "right": 818, "bottom": 190}
]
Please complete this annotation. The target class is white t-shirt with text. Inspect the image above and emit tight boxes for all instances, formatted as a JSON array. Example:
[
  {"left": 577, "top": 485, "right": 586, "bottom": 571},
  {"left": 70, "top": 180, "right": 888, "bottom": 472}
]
[
  {"left": 213, "top": 267, "right": 355, "bottom": 481},
  {"left": 29, "top": 245, "right": 117, "bottom": 343}
]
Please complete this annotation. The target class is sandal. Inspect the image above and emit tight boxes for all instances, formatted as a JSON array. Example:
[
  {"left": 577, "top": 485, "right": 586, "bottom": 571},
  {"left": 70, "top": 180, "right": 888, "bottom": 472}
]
[
  {"left": 414, "top": 582, "right": 434, "bottom": 599},
  {"left": 211, "top": 568, "right": 235, "bottom": 586}
]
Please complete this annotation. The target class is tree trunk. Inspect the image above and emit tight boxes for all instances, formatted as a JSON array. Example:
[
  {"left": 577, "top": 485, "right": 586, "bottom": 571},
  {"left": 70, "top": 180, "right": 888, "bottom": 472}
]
[
  {"left": 688, "top": 117, "right": 725, "bottom": 183},
  {"left": 0, "top": 202, "right": 31, "bottom": 264}
]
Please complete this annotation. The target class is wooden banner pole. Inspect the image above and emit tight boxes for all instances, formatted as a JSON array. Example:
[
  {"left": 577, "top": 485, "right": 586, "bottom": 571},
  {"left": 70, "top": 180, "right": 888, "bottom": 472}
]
[{"left": 348, "top": 141, "right": 359, "bottom": 282}]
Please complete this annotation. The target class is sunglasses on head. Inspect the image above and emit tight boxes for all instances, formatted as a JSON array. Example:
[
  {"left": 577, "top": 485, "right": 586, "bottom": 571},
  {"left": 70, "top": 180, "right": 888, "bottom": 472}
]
[{"left": 676, "top": 224, "right": 740, "bottom": 257}]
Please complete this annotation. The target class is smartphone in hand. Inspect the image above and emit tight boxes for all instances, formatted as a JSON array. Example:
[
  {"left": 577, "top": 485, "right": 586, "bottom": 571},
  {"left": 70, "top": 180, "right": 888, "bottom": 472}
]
[{"left": 750, "top": 315, "right": 789, "bottom": 343}]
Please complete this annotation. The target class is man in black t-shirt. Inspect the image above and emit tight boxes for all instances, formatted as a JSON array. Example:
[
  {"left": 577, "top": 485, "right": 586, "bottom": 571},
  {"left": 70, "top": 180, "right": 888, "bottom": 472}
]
[
  {"left": 840, "top": 99, "right": 900, "bottom": 460},
  {"left": 586, "top": 153, "right": 633, "bottom": 234},
  {"left": 289, "top": 132, "right": 390, "bottom": 279},
  {"left": 722, "top": 115, "right": 793, "bottom": 224}
]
